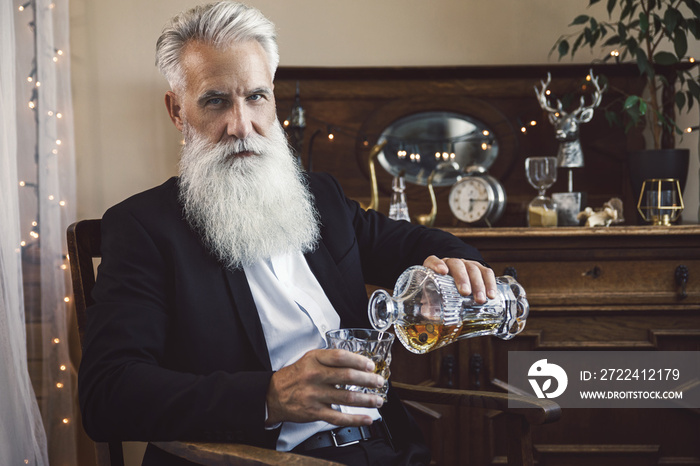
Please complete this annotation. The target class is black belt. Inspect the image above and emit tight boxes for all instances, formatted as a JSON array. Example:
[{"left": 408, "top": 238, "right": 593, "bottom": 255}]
[{"left": 293, "top": 419, "right": 392, "bottom": 452}]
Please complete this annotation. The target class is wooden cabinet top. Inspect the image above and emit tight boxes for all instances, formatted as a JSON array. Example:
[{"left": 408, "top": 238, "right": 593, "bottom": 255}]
[{"left": 443, "top": 225, "right": 700, "bottom": 252}]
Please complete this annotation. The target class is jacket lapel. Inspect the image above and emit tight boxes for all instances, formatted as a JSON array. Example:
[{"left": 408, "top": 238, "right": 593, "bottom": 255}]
[
  {"left": 223, "top": 268, "right": 272, "bottom": 371},
  {"left": 304, "top": 242, "right": 364, "bottom": 328}
]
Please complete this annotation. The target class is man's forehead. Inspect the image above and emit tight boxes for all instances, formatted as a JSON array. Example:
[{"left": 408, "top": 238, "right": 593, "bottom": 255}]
[{"left": 180, "top": 40, "right": 273, "bottom": 93}]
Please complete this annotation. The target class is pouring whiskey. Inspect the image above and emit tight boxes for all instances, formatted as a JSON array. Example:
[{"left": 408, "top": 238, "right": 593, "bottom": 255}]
[{"left": 368, "top": 266, "right": 529, "bottom": 354}]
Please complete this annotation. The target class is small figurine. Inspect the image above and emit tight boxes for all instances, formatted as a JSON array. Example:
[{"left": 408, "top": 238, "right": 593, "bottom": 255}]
[{"left": 577, "top": 198, "right": 624, "bottom": 227}]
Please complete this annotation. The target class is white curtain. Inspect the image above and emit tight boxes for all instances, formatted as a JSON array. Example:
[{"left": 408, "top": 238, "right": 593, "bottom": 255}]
[{"left": 1, "top": 0, "right": 79, "bottom": 464}]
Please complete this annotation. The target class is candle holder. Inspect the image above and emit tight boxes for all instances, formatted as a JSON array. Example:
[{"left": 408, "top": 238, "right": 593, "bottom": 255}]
[{"left": 636, "top": 178, "right": 684, "bottom": 226}]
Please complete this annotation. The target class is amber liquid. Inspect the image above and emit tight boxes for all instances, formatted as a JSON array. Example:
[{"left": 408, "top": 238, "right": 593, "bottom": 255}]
[{"left": 395, "top": 320, "right": 500, "bottom": 354}]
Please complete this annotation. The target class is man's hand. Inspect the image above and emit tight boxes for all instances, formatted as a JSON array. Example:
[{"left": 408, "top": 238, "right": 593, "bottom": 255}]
[
  {"left": 423, "top": 256, "right": 496, "bottom": 304},
  {"left": 265, "top": 349, "right": 384, "bottom": 427}
]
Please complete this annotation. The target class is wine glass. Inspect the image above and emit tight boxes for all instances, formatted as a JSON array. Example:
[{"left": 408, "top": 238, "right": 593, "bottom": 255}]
[{"left": 525, "top": 157, "right": 558, "bottom": 227}]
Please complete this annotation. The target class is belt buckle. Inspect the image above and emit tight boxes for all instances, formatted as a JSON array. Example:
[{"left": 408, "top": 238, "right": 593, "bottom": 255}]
[{"left": 331, "top": 428, "right": 359, "bottom": 448}]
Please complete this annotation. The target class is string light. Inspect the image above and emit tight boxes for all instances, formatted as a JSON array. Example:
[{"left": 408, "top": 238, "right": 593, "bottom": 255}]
[{"left": 53, "top": 338, "right": 60, "bottom": 344}]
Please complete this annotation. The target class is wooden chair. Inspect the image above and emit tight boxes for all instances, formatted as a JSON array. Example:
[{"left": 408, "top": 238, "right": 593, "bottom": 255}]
[{"left": 67, "top": 219, "right": 560, "bottom": 466}]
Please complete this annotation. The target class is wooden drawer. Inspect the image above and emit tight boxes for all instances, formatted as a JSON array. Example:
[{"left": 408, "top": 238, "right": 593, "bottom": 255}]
[{"left": 487, "top": 258, "right": 697, "bottom": 306}]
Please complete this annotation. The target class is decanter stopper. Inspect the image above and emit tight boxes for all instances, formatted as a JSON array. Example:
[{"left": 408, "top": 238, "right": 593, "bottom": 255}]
[
  {"left": 388, "top": 173, "right": 410, "bottom": 222},
  {"left": 368, "top": 266, "right": 529, "bottom": 354}
]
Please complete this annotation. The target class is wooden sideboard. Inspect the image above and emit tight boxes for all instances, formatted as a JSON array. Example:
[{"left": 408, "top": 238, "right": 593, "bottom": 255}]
[{"left": 390, "top": 225, "right": 700, "bottom": 466}]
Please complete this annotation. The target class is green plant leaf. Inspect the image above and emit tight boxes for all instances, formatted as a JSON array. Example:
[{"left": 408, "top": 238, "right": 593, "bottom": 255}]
[
  {"left": 624, "top": 95, "right": 640, "bottom": 109},
  {"left": 638, "top": 99, "right": 648, "bottom": 115},
  {"left": 589, "top": 0, "right": 602, "bottom": 5},
  {"left": 664, "top": 8, "right": 679, "bottom": 33},
  {"left": 621, "top": 1, "right": 633, "bottom": 20},
  {"left": 607, "top": 0, "right": 617, "bottom": 15},
  {"left": 684, "top": 0, "right": 700, "bottom": 19},
  {"left": 688, "top": 91, "right": 695, "bottom": 111},
  {"left": 653, "top": 51, "right": 679, "bottom": 65},
  {"left": 688, "top": 78, "right": 700, "bottom": 101},
  {"left": 572, "top": 34, "right": 585, "bottom": 56},
  {"left": 674, "top": 33, "right": 688, "bottom": 59},
  {"left": 639, "top": 12, "right": 649, "bottom": 33},
  {"left": 688, "top": 19, "right": 700, "bottom": 40},
  {"left": 675, "top": 91, "right": 686, "bottom": 111},
  {"left": 558, "top": 39, "right": 570, "bottom": 57},
  {"left": 636, "top": 50, "right": 654, "bottom": 78},
  {"left": 603, "top": 35, "right": 622, "bottom": 46},
  {"left": 571, "top": 14, "right": 590, "bottom": 26}
]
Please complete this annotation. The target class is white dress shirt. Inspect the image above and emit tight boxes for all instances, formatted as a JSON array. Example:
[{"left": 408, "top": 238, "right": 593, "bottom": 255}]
[{"left": 245, "top": 251, "right": 380, "bottom": 452}]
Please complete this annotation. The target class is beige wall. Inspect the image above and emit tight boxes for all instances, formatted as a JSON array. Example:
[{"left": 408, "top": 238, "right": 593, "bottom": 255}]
[{"left": 69, "top": 0, "right": 698, "bottom": 221}]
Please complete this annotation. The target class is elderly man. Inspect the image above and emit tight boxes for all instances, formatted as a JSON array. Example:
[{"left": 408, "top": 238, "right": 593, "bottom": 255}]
[{"left": 78, "top": 2, "right": 496, "bottom": 465}]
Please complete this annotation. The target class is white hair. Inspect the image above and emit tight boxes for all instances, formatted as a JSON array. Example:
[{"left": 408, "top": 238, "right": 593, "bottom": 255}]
[
  {"left": 155, "top": 1, "right": 279, "bottom": 91},
  {"left": 178, "top": 120, "right": 320, "bottom": 270}
]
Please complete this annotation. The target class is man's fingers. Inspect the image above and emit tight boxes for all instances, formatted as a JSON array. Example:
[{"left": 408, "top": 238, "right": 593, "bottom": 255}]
[{"left": 421, "top": 256, "right": 497, "bottom": 303}]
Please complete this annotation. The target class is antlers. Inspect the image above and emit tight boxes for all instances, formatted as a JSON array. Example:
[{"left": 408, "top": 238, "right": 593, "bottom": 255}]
[{"left": 534, "top": 69, "right": 606, "bottom": 119}]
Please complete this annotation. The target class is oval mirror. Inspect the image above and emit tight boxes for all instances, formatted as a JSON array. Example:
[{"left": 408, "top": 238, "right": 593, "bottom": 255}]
[{"left": 377, "top": 111, "right": 499, "bottom": 186}]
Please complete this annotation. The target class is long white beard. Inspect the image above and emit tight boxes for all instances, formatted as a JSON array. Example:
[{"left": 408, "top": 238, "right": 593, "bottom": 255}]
[{"left": 178, "top": 120, "right": 320, "bottom": 269}]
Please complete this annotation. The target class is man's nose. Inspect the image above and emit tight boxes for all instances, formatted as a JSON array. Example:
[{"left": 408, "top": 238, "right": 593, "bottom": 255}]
[{"left": 226, "top": 104, "right": 253, "bottom": 140}]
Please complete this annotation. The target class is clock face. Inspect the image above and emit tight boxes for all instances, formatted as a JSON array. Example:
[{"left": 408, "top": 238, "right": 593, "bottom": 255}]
[{"left": 449, "top": 177, "right": 492, "bottom": 223}]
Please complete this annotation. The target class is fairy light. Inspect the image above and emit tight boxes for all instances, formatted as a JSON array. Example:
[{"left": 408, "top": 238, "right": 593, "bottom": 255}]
[
  {"left": 56, "top": 382, "right": 64, "bottom": 389},
  {"left": 530, "top": 120, "right": 537, "bottom": 126},
  {"left": 610, "top": 50, "right": 620, "bottom": 57},
  {"left": 56, "top": 113, "right": 62, "bottom": 118},
  {"left": 59, "top": 365, "right": 66, "bottom": 371},
  {"left": 690, "top": 57, "right": 695, "bottom": 63},
  {"left": 59, "top": 200, "right": 66, "bottom": 206},
  {"left": 62, "top": 418, "right": 69, "bottom": 425},
  {"left": 63, "top": 297, "right": 70, "bottom": 303},
  {"left": 53, "top": 338, "right": 60, "bottom": 344}
]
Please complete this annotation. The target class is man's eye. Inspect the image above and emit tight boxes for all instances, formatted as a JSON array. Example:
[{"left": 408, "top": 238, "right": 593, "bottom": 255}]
[
  {"left": 248, "top": 94, "right": 264, "bottom": 102},
  {"left": 207, "top": 98, "right": 224, "bottom": 106}
]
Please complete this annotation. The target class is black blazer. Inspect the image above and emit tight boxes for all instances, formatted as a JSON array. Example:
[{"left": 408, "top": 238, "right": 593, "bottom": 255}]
[{"left": 78, "top": 173, "right": 484, "bottom": 453}]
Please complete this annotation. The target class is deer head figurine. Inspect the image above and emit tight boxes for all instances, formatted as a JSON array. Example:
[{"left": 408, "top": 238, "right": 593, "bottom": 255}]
[{"left": 534, "top": 70, "right": 606, "bottom": 168}]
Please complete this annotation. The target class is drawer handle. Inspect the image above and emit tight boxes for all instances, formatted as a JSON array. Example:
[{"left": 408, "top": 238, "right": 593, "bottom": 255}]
[
  {"left": 675, "top": 265, "right": 689, "bottom": 300},
  {"left": 583, "top": 265, "right": 601, "bottom": 279}
]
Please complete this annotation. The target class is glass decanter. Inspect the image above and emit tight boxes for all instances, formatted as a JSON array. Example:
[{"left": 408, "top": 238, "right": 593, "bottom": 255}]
[
  {"left": 388, "top": 173, "right": 411, "bottom": 222},
  {"left": 368, "top": 266, "right": 529, "bottom": 354},
  {"left": 525, "top": 156, "right": 558, "bottom": 227}
]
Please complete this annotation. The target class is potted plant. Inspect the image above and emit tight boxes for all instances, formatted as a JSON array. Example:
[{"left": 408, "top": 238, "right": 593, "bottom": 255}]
[{"left": 552, "top": 0, "right": 700, "bottom": 203}]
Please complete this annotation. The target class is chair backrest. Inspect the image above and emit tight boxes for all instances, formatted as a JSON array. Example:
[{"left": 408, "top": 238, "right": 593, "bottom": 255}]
[{"left": 67, "top": 219, "right": 124, "bottom": 466}]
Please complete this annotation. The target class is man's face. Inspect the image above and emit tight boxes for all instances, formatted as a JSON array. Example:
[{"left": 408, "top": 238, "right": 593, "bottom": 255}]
[{"left": 166, "top": 39, "right": 276, "bottom": 150}]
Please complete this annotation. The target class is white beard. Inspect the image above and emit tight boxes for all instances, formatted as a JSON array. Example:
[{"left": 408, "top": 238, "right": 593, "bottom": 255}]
[{"left": 178, "top": 120, "right": 320, "bottom": 270}]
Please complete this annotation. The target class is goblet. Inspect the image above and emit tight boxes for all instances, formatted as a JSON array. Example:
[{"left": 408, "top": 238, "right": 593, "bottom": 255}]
[{"left": 525, "top": 156, "right": 558, "bottom": 227}]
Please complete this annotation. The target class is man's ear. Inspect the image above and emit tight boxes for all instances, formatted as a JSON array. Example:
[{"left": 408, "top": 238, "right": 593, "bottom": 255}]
[{"left": 165, "top": 91, "right": 184, "bottom": 132}]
